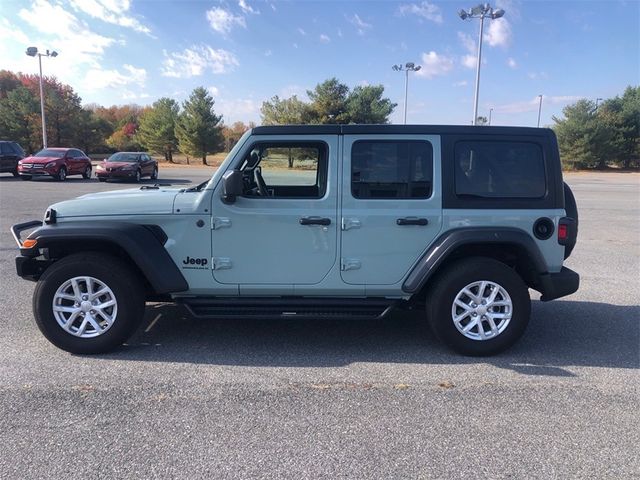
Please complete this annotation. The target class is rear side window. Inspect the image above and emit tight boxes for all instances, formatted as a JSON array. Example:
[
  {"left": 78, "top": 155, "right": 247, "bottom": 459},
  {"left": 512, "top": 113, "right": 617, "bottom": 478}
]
[
  {"left": 454, "top": 141, "right": 545, "bottom": 198},
  {"left": 351, "top": 140, "right": 433, "bottom": 199},
  {"left": 0, "top": 143, "right": 11, "bottom": 154},
  {"left": 11, "top": 143, "right": 25, "bottom": 156}
]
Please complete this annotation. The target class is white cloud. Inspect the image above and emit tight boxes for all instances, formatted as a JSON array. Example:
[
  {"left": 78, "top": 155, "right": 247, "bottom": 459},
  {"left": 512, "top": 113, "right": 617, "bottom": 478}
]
[
  {"left": 161, "top": 45, "right": 239, "bottom": 78},
  {"left": 495, "top": 95, "right": 581, "bottom": 114},
  {"left": 264, "top": 49, "right": 272, "bottom": 56},
  {"left": 453, "top": 80, "right": 468, "bottom": 87},
  {"left": 528, "top": 71, "right": 549, "bottom": 80},
  {"left": 238, "top": 0, "right": 259, "bottom": 15},
  {"left": 484, "top": 18, "right": 512, "bottom": 47},
  {"left": 84, "top": 64, "right": 146, "bottom": 90},
  {"left": 397, "top": 2, "right": 443, "bottom": 24},
  {"left": 206, "top": 7, "right": 246, "bottom": 35},
  {"left": 415, "top": 51, "right": 454, "bottom": 79},
  {"left": 507, "top": 57, "right": 517, "bottom": 68},
  {"left": 0, "top": 19, "right": 29, "bottom": 44},
  {"left": 297, "top": 27, "right": 307, "bottom": 36},
  {"left": 69, "top": 0, "right": 152, "bottom": 35},
  {"left": 347, "top": 14, "right": 372, "bottom": 35},
  {"left": 461, "top": 54, "right": 476, "bottom": 69},
  {"left": 208, "top": 86, "right": 220, "bottom": 97},
  {"left": 337, "top": 28, "right": 343, "bottom": 38},
  {"left": 458, "top": 31, "right": 476, "bottom": 53},
  {"left": 121, "top": 90, "right": 150, "bottom": 100},
  {"left": 319, "top": 34, "right": 330, "bottom": 43},
  {"left": 216, "top": 98, "right": 261, "bottom": 123}
]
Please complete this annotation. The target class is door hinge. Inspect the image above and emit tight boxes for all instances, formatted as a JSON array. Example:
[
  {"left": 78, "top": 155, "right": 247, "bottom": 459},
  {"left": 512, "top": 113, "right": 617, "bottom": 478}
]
[
  {"left": 212, "top": 217, "right": 232, "bottom": 230},
  {"left": 341, "top": 217, "right": 361, "bottom": 231},
  {"left": 341, "top": 258, "right": 361, "bottom": 271},
  {"left": 212, "top": 257, "right": 232, "bottom": 270}
]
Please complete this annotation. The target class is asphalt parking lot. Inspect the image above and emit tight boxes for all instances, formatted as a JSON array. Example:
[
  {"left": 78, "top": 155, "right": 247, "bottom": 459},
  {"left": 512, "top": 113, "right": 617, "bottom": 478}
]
[{"left": 0, "top": 169, "right": 638, "bottom": 479}]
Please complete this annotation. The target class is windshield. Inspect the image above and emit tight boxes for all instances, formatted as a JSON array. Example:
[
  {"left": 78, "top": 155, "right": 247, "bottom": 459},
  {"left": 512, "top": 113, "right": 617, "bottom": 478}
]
[
  {"left": 107, "top": 152, "right": 140, "bottom": 163},
  {"left": 35, "top": 149, "right": 65, "bottom": 158}
]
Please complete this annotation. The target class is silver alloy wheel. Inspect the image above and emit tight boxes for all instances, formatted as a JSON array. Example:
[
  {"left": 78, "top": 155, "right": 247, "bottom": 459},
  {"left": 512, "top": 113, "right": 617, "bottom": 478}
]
[
  {"left": 52, "top": 276, "right": 118, "bottom": 338},
  {"left": 135, "top": 170, "right": 141, "bottom": 182},
  {"left": 59, "top": 168, "right": 66, "bottom": 181},
  {"left": 451, "top": 280, "right": 512, "bottom": 341}
]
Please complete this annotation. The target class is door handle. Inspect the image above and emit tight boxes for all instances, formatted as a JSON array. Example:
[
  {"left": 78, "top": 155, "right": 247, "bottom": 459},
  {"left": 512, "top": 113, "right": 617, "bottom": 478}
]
[
  {"left": 396, "top": 217, "right": 428, "bottom": 226},
  {"left": 299, "top": 216, "right": 331, "bottom": 226}
]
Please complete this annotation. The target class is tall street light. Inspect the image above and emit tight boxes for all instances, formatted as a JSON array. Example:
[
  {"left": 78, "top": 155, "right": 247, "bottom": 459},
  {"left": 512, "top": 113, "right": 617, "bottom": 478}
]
[
  {"left": 458, "top": 3, "right": 505, "bottom": 126},
  {"left": 488, "top": 107, "right": 493, "bottom": 125},
  {"left": 392, "top": 62, "right": 422, "bottom": 124},
  {"left": 537, "top": 94, "right": 543, "bottom": 127},
  {"left": 26, "top": 47, "right": 58, "bottom": 149},
  {"left": 595, "top": 97, "right": 603, "bottom": 110}
]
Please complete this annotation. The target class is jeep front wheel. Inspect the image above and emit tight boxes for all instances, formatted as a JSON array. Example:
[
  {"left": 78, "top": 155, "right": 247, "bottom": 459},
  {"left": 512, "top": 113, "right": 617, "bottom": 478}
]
[
  {"left": 33, "top": 252, "right": 145, "bottom": 354},
  {"left": 426, "top": 257, "right": 531, "bottom": 356}
]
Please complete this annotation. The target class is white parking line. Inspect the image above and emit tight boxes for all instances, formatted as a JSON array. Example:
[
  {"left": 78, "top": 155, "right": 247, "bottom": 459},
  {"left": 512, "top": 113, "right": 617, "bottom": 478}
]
[{"left": 144, "top": 313, "right": 162, "bottom": 332}]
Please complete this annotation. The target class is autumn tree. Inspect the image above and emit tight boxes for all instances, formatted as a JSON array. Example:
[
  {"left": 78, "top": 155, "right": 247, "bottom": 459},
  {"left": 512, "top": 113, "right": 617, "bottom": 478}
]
[{"left": 175, "top": 87, "right": 224, "bottom": 165}]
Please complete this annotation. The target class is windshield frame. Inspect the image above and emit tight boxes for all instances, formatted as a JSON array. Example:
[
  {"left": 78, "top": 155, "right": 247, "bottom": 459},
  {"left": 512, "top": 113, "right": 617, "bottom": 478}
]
[
  {"left": 35, "top": 149, "right": 66, "bottom": 158},
  {"left": 106, "top": 152, "right": 141, "bottom": 163}
]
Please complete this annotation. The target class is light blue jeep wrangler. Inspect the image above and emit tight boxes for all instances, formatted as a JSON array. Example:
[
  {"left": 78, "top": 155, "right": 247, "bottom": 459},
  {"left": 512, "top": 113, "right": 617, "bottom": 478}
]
[{"left": 12, "top": 125, "right": 579, "bottom": 356}]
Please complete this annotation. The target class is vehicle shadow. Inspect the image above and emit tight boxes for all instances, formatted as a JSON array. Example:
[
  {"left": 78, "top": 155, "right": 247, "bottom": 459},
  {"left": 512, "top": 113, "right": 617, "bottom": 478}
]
[{"left": 102, "top": 300, "right": 639, "bottom": 375}]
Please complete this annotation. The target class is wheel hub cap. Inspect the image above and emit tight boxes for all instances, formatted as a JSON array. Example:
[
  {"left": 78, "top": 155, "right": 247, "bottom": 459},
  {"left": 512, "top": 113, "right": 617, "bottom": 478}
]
[
  {"left": 451, "top": 280, "right": 512, "bottom": 341},
  {"left": 52, "top": 276, "right": 118, "bottom": 338}
]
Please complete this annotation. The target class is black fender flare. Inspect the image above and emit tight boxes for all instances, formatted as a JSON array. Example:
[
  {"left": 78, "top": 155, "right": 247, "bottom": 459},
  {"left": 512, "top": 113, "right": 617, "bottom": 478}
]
[
  {"left": 402, "top": 227, "right": 549, "bottom": 294},
  {"left": 20, "top": 221, "right": 188, "bottom": 294}
]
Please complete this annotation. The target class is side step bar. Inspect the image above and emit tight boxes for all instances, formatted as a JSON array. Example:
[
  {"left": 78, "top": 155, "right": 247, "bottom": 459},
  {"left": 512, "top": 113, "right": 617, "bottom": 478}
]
[{"left": 179, "top": 297, "right": 397, "bottom": 320}]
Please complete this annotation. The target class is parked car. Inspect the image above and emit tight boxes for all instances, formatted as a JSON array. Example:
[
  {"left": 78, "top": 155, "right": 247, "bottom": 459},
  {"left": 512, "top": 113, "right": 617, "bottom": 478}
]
[
  {"left": 0, "top": 140, "right": 25, "bottom": 177},
  {"left": 18, "top": 148, "right": 92, "bottom": 181},
  {"left": 95, "top": 152, "right": 158, "bottom": 182},
  {"left": 11, "top": 125, "right": 579, "bottom": 356}
]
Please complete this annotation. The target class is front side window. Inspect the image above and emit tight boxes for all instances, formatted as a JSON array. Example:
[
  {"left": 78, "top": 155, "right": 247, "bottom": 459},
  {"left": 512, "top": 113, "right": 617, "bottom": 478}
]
[
  {"left": 351, "top": 140, "right": 433, "bottom": 199},
  {"left": 240, "top": 142, "right": 327, "bottom": 198},
  {"left": 455, "top": 141, "right": 545, "bottom": 198}
]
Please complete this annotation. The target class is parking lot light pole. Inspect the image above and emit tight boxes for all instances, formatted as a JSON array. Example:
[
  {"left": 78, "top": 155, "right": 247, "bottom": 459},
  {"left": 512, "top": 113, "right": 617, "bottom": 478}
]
[
  {"left": 26, "top": 47, "right": 58, "bottom": 149},
  {"left": 537, "top": 94, "right": 543, "bottom": 127},
  {"left": 458, "top": 4, "right": 505, "bottom": 125},
  {"left": 489, "top": 108, "right": 493, "bottom": 125},
  {"left": 392, "top": 62, "right": 422, "bottom": 124}
]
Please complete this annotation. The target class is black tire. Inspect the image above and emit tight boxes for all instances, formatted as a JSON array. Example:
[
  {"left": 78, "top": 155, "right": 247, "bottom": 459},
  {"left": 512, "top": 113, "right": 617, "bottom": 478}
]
[
  {"left": 425, "top": 257, "right": 531, "bottom": 356},
  {"left": 56, "top": 166, "right": 67, "bottom": 182},
  {"left": 563, "top": 182, "right": 578, "bottom": 258},
  {"left": 20, "top": 175, "right": 32, "bottom": 181},
  {"left": 98, "top": 177, "right": 107, "bottom": 183},
  {"left": 151, "top": 167, "right": 158, "bottom": 180},
  {"left": 134, "top": 169, "right": 141, "bottom": 183},
  {"left": 12, "top": 169, "right": 19, "bottom": 177},
  {"left": 33, "top": 252, "right": 146, "bottom": 354},
  {"left": 82, "top": 165, "right": 92, "bottom": 179}
]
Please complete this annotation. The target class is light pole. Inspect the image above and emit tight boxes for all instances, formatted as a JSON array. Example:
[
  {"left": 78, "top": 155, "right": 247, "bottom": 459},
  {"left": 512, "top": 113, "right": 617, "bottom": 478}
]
[
  {"left": 488, "top": 108, "right": 493, "bottom": 125},
  {"left": 392, "top": 62, "right": 422, "bottom": 124},
  {"left": 536, "top": 94, "right": 543, "bottom": 127},
  {"left": 458, "top": 4, "right": 505, "bottom": 125},
  {"left": 595, "top": 97, "right": 603, "bottom": 111},
  {"left": 26, "top": 47, "right": 58, "bottom": 149}
]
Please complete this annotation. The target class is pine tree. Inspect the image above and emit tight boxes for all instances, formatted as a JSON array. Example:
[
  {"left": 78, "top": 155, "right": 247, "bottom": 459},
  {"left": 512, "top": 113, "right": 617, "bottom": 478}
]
[
  {"left": 137, "top": 98, "right": 179, "bottom": 162},
  {"left": 176, "top": 87, "right": 224, "bottom": 165}
]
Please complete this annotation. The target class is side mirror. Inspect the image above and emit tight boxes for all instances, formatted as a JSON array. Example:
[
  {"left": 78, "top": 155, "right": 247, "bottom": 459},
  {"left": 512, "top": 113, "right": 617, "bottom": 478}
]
[{"left": 222, "top": 169, "right": 243, "bottom": 204}]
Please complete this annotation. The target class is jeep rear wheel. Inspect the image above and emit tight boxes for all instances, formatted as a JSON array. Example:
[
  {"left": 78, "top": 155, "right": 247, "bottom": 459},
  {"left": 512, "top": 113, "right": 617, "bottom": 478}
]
[
  {"left": 33, "top": 252, "right": 145, "bottom": 354},
  {"left": 426, "top": 257, "right": 531, "bottom": 356}
]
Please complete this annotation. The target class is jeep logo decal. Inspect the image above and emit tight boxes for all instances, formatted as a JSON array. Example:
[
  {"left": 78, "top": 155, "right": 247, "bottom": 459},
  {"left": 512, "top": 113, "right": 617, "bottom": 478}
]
[{"left": 182, "top": 256, "right": 208, "bottom": 269}]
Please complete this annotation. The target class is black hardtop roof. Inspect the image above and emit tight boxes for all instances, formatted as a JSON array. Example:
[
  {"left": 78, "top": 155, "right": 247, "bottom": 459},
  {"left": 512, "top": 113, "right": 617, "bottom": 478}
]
[{"left": 251, "top": 124, "right": 553, "bottom": 136}]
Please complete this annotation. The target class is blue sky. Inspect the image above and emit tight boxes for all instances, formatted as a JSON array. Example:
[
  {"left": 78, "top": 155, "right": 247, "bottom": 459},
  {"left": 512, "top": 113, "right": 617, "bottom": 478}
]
[{"left": 1, "top": 0, "right": 638, "bottom": 126}]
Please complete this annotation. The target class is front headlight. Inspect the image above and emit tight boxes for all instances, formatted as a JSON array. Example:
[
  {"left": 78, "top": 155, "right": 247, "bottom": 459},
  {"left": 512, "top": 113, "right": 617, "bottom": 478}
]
[
  {"left": 18, "top": 160, "right": 23, "bottom": 165},
  {"left": 96, "top": 164, "right": 105, "bottom": 170},
  {"left": 45, "top": 162, "right": 56, "bottom": 168}
]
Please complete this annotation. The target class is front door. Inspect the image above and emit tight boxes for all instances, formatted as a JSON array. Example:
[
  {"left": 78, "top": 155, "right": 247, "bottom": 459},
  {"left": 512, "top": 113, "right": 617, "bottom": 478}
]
[
  {"left": 211, "top": 135, "right": 339, "bottom": 288},
  {"left": 340, "top": 135, "right": 443, "bottom": 285}
]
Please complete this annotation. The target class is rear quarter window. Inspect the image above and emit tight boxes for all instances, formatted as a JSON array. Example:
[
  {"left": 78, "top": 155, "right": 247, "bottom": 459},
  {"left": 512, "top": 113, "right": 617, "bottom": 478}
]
[{"left": 454, "top": 141, "right": 546, "bottom": 198}]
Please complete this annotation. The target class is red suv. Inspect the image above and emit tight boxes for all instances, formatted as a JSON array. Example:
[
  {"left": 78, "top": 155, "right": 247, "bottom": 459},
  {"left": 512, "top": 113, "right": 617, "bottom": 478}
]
[{"left": 18, "top": 148, "right": 92, "bottom": 181}]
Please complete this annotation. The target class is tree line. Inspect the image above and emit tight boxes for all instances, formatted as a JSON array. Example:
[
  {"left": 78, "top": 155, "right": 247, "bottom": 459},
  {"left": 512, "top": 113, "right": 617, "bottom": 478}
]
[
  {"left": 0, "top": 71, "right": 397, "bottom": 164},
  {"left": 553, "top": 86, "right": 639, "bottom": 169}
]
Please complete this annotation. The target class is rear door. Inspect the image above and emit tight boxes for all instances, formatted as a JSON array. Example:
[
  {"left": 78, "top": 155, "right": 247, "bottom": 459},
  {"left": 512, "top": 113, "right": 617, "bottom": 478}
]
[{"left": 340, "top": 135, "right": 442, "bottom": 285}]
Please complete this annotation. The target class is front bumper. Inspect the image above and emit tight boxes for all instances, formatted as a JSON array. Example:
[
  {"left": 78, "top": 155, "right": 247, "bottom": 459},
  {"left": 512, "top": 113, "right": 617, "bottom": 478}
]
[
  {"left": 539, "top": 267, "right": 580, "bottom": 301},
  {"left": 96, "top": 169, "right": 137, "bottom": 179},
  {"left": 18, "top": 165, "right": 56, "bottom": 177}
]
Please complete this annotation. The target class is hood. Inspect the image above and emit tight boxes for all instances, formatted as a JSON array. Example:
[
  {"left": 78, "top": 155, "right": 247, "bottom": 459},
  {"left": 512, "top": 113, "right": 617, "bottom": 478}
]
[
  {"left": 23, "top": 156, "right": 61, "bottom": 164},
  {"left": 50, "top": 186, "right": 184, "bottom": 218}
]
